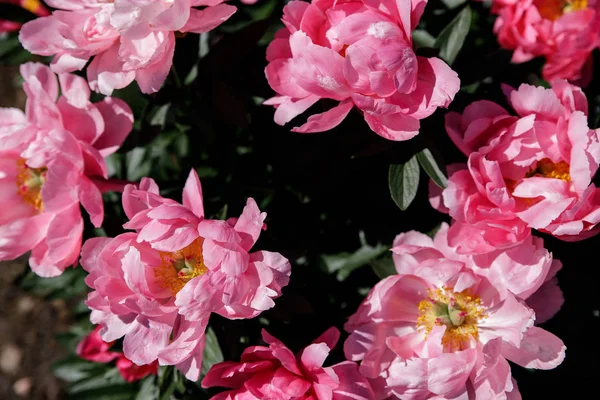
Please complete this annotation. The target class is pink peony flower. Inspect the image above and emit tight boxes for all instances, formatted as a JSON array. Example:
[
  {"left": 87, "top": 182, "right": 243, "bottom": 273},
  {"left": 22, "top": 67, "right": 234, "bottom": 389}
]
[
  {"left": 344, "top": 223, "right": 565, "bottom": 399},
  {"left": 491, "top": 0, "right": 600, "bottom": 83},
  {"left": 80, "top": 169, "right": 291, "bottom": 381},
  {"left": 430, "top": 80, "right": 600, "bottom": 253},
  {"left": 264, "top": 0, "right": 460, "bottom": 140},
  {"left": 19, "top": 0, "right": 237, "bottom": 95},
  {"left": 202, "top": 327, "right": 375, "bottom": 399},
  {"left": 0, "top": 0, "right": 49, "bottom": 33},
  {"left": 77, "top": 326, "right": 158, "bottom": 382},
  {"left": 0, "top": 62, "right": 133, "bottom": 277}
]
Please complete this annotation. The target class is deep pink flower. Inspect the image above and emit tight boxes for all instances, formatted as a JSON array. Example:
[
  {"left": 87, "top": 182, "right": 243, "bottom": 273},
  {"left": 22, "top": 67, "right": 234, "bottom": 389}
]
[
  {"left": 80, "top": 169, "right": 291, "bottom": 381},
  {"left": 264, "top": 0, "right": 460, "bottom": 140},
  {"left": 76, "top": 326, "right": 158, "bottom": 382},
  {"left": 76, "top": 326, "right": 121, "bottom": 363},
  {"left": 491, "top": 0, "right": 600, "bottom": 83},
  {"left": 116, "top": 356, "right": 159, "bottom": 383},
  {"left": 344, "top": 223, "right": 565, "bottom": 399},
  {"left": 202, "top": 327, "right": 375, "bottom": 400},
  {"left": 430, "top": 80, "right": 600, "bottom": 253},
  {"left": 19, "top": 0, "right": 237, "bottom": 94},
  {"left": 0, "top": 62, "right": 133, "bottom": 276},
  {"left": 0, "top": 0, "right": 49, "bottom": 33}
]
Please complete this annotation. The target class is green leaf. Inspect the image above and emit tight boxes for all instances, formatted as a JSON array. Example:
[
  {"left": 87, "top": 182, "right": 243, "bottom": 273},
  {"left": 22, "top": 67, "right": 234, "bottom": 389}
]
[
  {"left": 412, "top": 29, "right": 436, "bottom": 48},
  {"left": 126, "top": 147, "right": 152, "bottom": 181},
  {"left": 369, "top": 255, "right": 397, "bottom": 280},
  {"left": 321, "top": 232, "right": 389, "bottom": 281},
  {"left": 434, "top": 6, "right": 472, "bottom": 65},
  {"left": 136, "top": 376, "right": 159, "bottom": 400},
  {"left": 416, "top": 149, "right": 448, "bottom": 189},
  {"left": 388, "top": 156, "right": 420, "bottom": 211},
  {"left": 441, "top": 0, "right": 468, "bottom": 9},
  {"left": 19, "top": 267, "right": 88, "bottom": 299},
  {"left": 51, "top": 357, "right": 110, "bottom": 383},
  {"left": 201, "top": 327, "right": 224, "bottom": 377}
]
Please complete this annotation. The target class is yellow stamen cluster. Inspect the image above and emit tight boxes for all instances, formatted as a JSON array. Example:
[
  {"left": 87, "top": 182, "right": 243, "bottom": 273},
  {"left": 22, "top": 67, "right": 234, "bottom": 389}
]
[
  {"left": 526, "top": 158, "right": 571, "bottom": 181},
  {"left": 154, "top": 238, "right": 208, "bottom": 294},
  {"left": 535, "top": 0, "right": 588, "bottom": 20},
  {"left": 416, "top": 287, "right": 487, "bottom": 352},
  {"left": 15, "top": 158, "right": 47, "bottom": 212}
]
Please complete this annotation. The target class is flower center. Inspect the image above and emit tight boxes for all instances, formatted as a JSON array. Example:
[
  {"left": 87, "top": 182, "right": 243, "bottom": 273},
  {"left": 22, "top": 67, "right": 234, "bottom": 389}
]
[
  {"left": 154, "top": 238, "right": 208, "bottom": 294},
  {"left": 534, "top": 0, "right": 588, "bottom": 20},
  {"left": 525, "top": 158, "right": 570, "bottom": 181},
  {"left": 15, "top": 158, "right": 46, "bottom": 212},
  {"left": 416, "top": 287, "right": 486, "bottom": 352}
]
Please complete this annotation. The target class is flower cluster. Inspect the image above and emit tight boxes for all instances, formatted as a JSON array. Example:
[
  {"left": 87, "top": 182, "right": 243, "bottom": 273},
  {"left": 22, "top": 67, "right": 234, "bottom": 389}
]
[
  {"left": 19, "top": 0, "right": 237, "bottom": 94},
  {"left": 0, "top": 0, "right": 584, "bottom": 397},
  {"left": 491, "top": 0, "right": 600, "bottom": 83}
]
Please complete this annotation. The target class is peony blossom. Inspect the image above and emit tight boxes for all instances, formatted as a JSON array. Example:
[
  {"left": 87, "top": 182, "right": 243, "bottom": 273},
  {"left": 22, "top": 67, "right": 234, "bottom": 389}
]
[
  {"left": 430, "top": 80, "right": 600, "bottom": 253},
  {"left": 491, "top": 0, "right": 600, "bottom": 84},
  {"left": 264, "top": 0, "right": 460, "bottom": 140},
  {"left": 0, "top": 62, "right": 133, "bottom": 277},
  {"left": 19, "top": 0, "right": 237, "bottom": 95},
  {"left": 77, "top": 326, "right": 158, "bottom": 383},
  {"left": 80, "top": 169, "right": 291, "bottom": 381},
  {"left": 344, "top": 223, "right": 565, "bottom": 399},
  {"left": 202, "top": 327, "right": 375, "bottom": 399},
  {"left": 0, "top": 0, "right": 49, "bottom": 33}
]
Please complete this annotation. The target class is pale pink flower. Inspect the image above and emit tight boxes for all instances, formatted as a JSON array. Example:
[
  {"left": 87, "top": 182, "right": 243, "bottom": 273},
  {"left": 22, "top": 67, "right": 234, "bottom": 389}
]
[
  {"left": 0, "top": 62, "right": 133, "bottom": 276},
  {"left": 430, "top": 80, "right": 600, "bottom": 253},
  {"left": 264, "top": 0, "right": 460, "bottom": 140},
  {"left": 80, "top": 169, "right": 291, "bottom": 381},
  {"left": 491, "top": 0, "right": 600, "bottom": 84},
  {"left": 344, "top": 224, "right": 565, "bottom": 399},
  {"left": 19, "top": 0, "right": 237, "bottom": 94},
  {"left": 202, "top": 327, "right": 375, "bottom": 400}
]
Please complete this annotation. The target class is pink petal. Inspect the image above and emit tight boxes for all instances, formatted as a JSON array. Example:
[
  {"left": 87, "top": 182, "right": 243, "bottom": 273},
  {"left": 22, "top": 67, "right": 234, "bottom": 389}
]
[{"left": 292, "top": 100, "right": 354, "bottom": 133}]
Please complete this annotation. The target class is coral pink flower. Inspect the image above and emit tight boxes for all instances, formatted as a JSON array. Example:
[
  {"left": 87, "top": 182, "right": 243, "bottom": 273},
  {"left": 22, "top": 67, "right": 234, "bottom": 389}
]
[
  {"left": 77, "top": 326, "right": 158, "bottom": 382},
  {"left": 0, "top": 62, "right": 133, "bottom": 276},
  {"left": 430, "top": 80, "right": 600, "bottom": 253},
  {"left": 19, "top": 0, "right": 237, "bottom": 94},
  {"left": 80, "top": 169, "right": 291, "bottom": 381},
  {"left": 0, "top": 0, "right": 49, "bottom": 33},
  {"left": 491, "top": 0, "right": 600, "bottom": 83},
  {"left": 202, "top": 327, "right": 375, "bottom": 399},
  {"left": 264, "top": 0, "right": 460, "bottom": 140},
  {"left": 344, "top": 223, "right": 565, "bottom": 399}
]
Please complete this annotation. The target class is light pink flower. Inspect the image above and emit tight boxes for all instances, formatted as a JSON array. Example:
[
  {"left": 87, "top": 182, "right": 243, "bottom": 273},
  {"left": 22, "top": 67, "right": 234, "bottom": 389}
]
[
  {"left": 202, "top": 327, "right": 375, "bottom": 400},
  {"left": 19, "top": 0, "right": 237, "bottom": 94},
  {"left": 264, "top": 0, "right": 460, "bottom": 140},
  {"left": 491, "top": 0, "right": 600, "bottom": 84},
  {"left": 344, "top": 223, "right": 565, "bottom": 399},
  {"left": 430, "top": 80, "right": 600, "bottom": 253},
  {"left": 0, "top": 62, "right": 133, "bottom": 277},
  {"left": 80, "top": 169, "right": 291, "bottom": 381}
]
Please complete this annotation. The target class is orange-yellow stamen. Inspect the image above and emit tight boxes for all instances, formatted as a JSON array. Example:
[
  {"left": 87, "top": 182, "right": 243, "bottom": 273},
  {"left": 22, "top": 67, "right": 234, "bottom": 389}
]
[
  {"left": 526, "top": 158, "right": 571, "bottom": 181},
  {"left": 535, "top": 0, "right": 588, "bottom": 20},
  {"left": 154, "top": 238, "right": 207, "bottom": 294},
  {"left": 416, "top": 287, "right": 486, "bottom": 352},
  {"left": 15, "top": 158, "right": 46, "bottom": 212}
]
